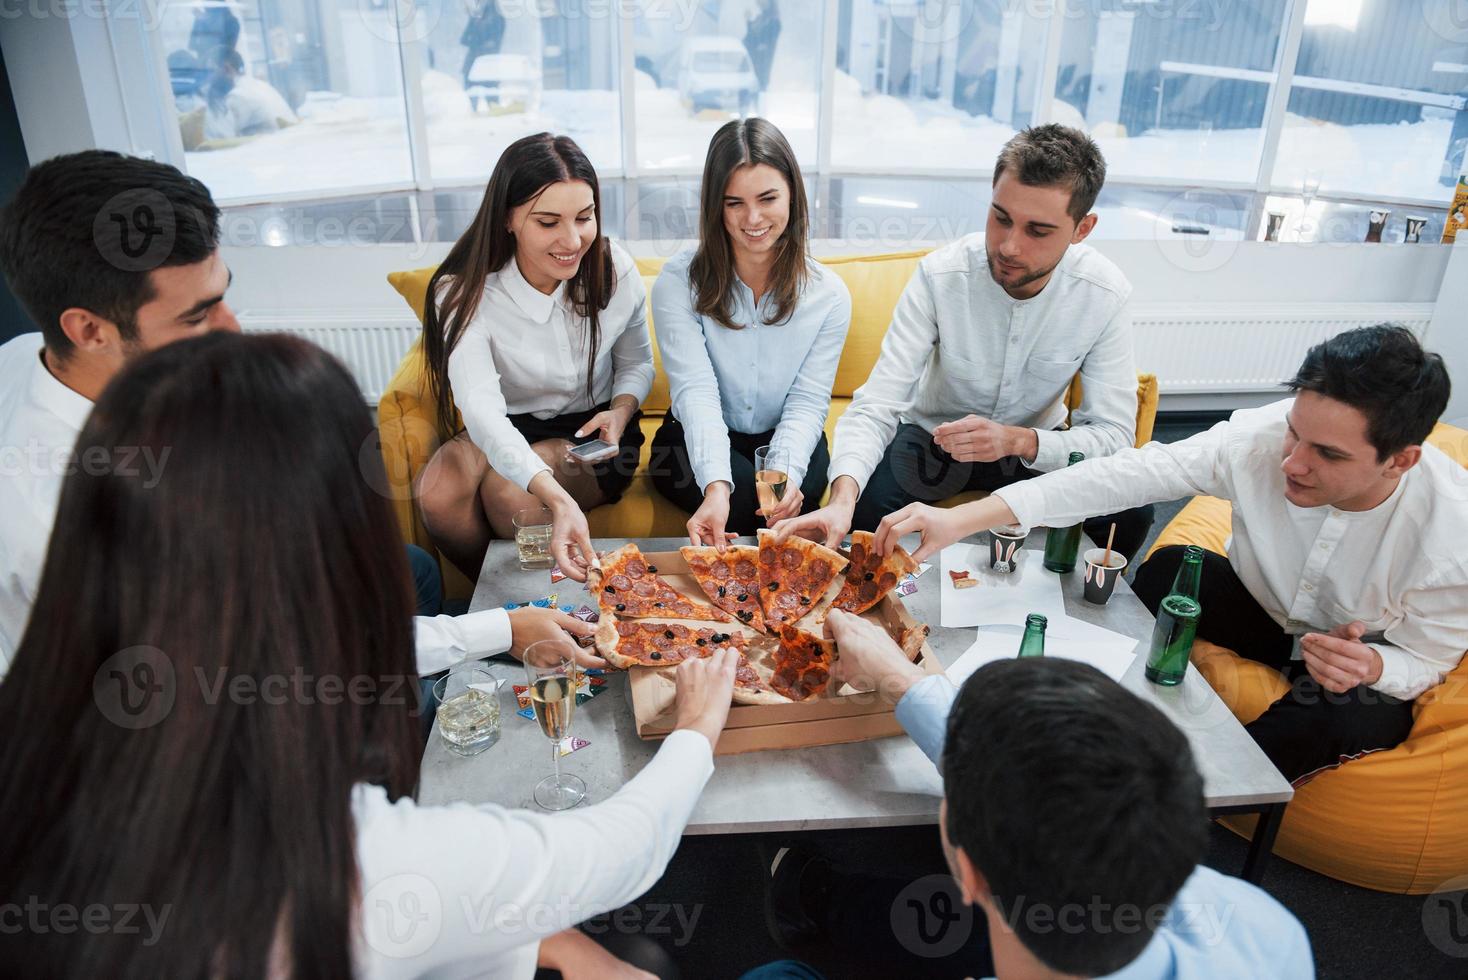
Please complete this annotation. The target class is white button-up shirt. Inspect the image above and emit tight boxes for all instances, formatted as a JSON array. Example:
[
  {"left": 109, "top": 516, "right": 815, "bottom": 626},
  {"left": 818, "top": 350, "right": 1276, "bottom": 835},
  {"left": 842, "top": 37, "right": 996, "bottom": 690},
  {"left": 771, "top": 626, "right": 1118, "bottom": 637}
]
[
  {"left": 996, "top": 399, "right": 1468, "bottom": 701},
  {"left": 446, "top": 240, "right": 655, "bottom": 491},
  {"left": 354, "top": 729, "right": 714, "bottom": 978},
  {"left": 829, "top": 234, "right": 1137, "bottom": 492},
  {"left": 0, "top": 332, "right": 510, "bottom": 677},
  {"left": 651, "top": 246, "right": 851, "bottom": 492}
]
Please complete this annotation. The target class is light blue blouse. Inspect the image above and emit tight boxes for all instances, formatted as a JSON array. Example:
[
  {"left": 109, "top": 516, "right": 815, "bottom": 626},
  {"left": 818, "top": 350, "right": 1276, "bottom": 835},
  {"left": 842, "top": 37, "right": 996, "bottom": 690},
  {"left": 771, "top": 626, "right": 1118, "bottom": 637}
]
[{"left": 651, "top": 246, "right": 852, "bottom": 492}]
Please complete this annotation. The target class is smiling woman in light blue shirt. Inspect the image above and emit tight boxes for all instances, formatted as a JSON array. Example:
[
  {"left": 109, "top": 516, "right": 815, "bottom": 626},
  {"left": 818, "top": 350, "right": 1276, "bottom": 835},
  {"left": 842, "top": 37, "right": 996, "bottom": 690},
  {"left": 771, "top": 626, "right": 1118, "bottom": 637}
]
[{"left": 650, "top": 118, "right": 852, "bottom": 544}]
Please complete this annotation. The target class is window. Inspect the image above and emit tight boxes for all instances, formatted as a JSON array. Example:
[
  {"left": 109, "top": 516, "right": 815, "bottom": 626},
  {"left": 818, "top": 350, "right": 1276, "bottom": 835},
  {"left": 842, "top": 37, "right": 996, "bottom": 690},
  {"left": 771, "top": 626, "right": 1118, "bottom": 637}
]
[
  {"left": 631, "top": 0, "right": 821, "bottom": 171},
  {"left": 1271, "top": 0, "right": 1468, "bottom": 202},
  {"left": 1052, "top": 1, "right": 1290, "bottom": 185},
  {"left": 164, "top": 0, "right": 415, "bottom": 202},
  {"left": 831, "top": 0, "right": 1048, "bottom": 171},
  {"left": 420, "top": 0, "right": 622, "bottom": 183}
]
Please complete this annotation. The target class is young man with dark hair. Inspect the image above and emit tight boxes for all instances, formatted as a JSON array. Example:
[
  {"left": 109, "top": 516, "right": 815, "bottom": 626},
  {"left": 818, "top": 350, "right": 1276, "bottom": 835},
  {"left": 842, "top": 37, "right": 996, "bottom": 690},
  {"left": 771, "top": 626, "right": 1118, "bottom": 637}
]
[
  {"left": 876, "top": 325, "right": 1465, "bottom": 783},
  {"left": 753, "top": 611, "right": 1311, "bottom": 979},
  {"left": 779, "top": 123, "right": 1153, "bottom": 561}
]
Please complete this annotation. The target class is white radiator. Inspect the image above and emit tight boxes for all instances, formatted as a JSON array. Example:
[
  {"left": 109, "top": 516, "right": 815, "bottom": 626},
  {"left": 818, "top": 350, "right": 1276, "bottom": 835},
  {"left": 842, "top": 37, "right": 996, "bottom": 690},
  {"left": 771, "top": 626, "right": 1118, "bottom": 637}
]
[
  {"left": 241, "top": 302, "right": 1437, "bottom": 407},
  {"left": 1133, "top": 302, "right": 1435, "bottom": 394},
  {"left": 239, "top": 310, "right": 422, "bottom": 405}
]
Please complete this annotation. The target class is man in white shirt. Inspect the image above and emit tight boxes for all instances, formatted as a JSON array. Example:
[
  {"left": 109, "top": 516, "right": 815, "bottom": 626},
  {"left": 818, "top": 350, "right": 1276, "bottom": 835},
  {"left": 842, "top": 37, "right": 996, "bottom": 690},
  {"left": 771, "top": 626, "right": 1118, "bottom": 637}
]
[
  {"left": 780, "top": 124, "right": 1153, "bottom": 560},
  {"left": 752, "top": 611, "right": 1313, "bottom": 980},
  {"left": 876, "top": 325, "right": 1465, "bottom": 784},
  {"left": 0, "top": 151, "right": 579, "bottom": 680}
]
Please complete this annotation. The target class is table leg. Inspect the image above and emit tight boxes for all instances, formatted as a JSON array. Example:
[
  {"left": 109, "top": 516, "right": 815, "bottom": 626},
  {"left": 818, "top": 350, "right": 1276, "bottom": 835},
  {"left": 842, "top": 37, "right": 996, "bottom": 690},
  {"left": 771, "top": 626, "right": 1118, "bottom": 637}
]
[{"left": 1241, "top": 802, "right": 1286, "bottom": 885}]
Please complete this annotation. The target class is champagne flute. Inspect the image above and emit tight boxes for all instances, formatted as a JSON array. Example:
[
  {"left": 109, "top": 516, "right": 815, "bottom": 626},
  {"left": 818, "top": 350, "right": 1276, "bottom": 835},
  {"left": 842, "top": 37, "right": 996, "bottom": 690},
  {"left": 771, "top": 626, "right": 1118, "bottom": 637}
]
[
  {"left": 523, "top": 640, "right": 585, "bottom": 810},
  {"left": 754, "top": 445, "right": 789, "bottom": 521}
]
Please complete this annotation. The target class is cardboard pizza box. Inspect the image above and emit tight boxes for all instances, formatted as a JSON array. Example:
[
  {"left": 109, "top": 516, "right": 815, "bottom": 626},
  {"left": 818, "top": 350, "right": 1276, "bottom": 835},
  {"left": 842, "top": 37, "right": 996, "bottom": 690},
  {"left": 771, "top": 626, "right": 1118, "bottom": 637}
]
[{"left": 625, "top": 549, "right": 942, "bottom": 755}]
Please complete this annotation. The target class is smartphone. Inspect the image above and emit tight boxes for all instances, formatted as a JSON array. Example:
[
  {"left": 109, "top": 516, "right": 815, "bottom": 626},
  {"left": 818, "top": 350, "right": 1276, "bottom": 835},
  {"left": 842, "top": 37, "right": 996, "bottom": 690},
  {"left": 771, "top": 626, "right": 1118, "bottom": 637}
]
[{"left": 568, "top": 438, "right": 618, "bottom": 462}]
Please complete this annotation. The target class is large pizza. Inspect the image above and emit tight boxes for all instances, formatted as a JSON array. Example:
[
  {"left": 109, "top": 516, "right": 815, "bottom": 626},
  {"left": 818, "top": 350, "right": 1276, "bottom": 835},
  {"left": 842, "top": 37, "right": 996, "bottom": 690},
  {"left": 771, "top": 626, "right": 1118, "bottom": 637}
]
[{"left": 589, "top": 535, "right": 923, "bottom": 706}]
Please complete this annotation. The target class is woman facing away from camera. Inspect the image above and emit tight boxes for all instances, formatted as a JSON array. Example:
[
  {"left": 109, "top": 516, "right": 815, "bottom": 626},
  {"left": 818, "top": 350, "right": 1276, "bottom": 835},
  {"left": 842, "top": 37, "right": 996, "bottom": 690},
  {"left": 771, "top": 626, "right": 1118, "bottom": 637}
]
[
  {"left": 0, "top": 333, "right": 736, "bottom": 979},
  {"left": 649, "top": 117, "right": 851, "bottom": 547},
  {"left": 416, "top": 132, "right": 653, "bottom": 584}
]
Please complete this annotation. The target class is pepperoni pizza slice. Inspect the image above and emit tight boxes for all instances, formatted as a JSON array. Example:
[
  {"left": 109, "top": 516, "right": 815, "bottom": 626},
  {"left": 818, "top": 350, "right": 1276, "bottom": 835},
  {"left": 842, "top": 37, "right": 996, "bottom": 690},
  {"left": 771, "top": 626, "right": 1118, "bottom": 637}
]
[
  {"left": 590, "top": 543, "right": 730, "bottom": 622},
  {"left": 680, "top": 545, "right": 766, "bottom": 632},
  {"left": 593, "top": 618, "right": 748, "bottom": 670},
  {"left": 755, "top": 530, "right": 848, "bottom": 629},
  {"left": 830, "top": 531, "right": 919, "bottom": 616},
  {"left": 732, "top": 651, "right": 790, "bottom": 705},
  {"left": 768, "top": 625, "right": 837, "bottom": 701}
]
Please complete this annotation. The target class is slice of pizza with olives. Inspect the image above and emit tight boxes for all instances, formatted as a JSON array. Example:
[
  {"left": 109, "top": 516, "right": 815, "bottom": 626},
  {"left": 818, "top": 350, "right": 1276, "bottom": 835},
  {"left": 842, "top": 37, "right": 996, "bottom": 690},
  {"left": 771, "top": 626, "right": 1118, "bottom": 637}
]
[
  {"left": 680, "top": 545, "right": 766, "bottom": 632},
  {"left": 589, "top": 543, "right": 730, "bottom": 622},
  {"left": 829, "top": 530, "right": 919, "bottom": 616},
  {"left": 592, "top": 619, "right": 747, "bottom": 669},
  {"left": 755, "top": 530, "right": 848, "bottom": 629}
]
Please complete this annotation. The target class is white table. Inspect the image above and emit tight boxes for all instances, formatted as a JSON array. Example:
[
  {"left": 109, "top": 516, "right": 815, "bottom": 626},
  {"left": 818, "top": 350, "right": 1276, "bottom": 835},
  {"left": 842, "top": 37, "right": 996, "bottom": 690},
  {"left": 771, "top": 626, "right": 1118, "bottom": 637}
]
[{"left": 420, "top": 534, "right": 1294, "bottom": 882}]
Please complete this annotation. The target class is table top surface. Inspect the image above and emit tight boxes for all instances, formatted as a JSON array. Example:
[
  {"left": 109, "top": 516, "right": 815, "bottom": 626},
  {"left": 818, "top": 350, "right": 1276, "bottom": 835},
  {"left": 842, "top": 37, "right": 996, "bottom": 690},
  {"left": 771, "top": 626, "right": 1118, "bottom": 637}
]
[{"left": 418, "top": 534, "right": 1293, "bottom": 833}]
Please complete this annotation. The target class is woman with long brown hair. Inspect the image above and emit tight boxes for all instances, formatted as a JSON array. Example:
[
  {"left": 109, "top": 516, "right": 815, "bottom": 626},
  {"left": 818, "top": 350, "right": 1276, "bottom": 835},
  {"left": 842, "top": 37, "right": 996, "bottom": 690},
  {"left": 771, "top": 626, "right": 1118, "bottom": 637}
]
[
  {"left": 417, "top": 133, "right": 653, "bottom": 583},
  {"left": 0, "top": 332, "right": 735, "bottom": 978},
  {"left": 650, "top": 117, "right": 851, "bottom": 546}
]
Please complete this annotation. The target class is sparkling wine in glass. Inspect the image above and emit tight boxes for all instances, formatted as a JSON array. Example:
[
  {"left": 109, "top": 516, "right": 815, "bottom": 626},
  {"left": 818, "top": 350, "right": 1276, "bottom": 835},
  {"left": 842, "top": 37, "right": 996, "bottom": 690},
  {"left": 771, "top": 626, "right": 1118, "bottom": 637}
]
[
  {"left": 754, "top": 445, "right": 789, "bottom": 520},
  {"left": 523, "top": 641, "right": 585, "bottom": 810}
]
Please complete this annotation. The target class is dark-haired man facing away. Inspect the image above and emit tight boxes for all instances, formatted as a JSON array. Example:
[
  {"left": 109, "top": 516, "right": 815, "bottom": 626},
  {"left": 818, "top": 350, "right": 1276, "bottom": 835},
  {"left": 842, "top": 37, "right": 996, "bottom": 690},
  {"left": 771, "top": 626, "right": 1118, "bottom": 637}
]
[
  {"left": 755, "top": 615, "right": 1312, "bottom": 979},
  {"left": 778, "top": 123, "right": 1153, "bottom": 561},
  {"left": 873, "top": 325, "right": 1466, "bottom": 784}
]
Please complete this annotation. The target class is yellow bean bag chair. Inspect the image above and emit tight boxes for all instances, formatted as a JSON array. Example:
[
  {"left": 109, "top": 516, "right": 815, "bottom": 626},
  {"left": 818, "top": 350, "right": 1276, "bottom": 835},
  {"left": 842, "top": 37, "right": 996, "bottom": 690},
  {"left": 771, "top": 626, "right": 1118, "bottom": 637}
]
[
  {"left": 379, "top": 251, "right": 1159, "bottom": 598},
  {"left": 1145, "top": 423, "right": 1468, "bottom": 894}
]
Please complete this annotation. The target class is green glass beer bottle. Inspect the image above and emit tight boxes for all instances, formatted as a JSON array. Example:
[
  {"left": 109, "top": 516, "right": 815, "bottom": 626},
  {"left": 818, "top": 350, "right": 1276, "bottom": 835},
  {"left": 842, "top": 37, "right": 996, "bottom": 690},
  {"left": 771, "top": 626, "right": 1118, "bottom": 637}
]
[
  {"left": 1144, "top": 596, "right": 1200, "bottom": 685},
  {"left": 1017, "top": 614, "right": 1047, "bottom": 658},
  {"left": 1169, "top": 545, "right": 1205, "bottom": 601},
  {"left": 1042, "top": 452, "right": 1086, "bottom": 573}
]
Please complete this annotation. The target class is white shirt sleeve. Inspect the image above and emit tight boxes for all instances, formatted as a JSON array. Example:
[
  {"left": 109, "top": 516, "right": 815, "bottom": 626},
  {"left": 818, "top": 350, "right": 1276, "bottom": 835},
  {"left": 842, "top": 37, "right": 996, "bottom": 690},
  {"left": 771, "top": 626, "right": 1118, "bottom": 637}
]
[
  {"left": 413, "top": 608, "right": 514, "bottom": 676},
  {"left": 652, "top": 264, "right": 735, "bottom": 492},
  {"left": 771, "top": 275, "right": 851, "bottom": 490},
  {"left": 608, "top": 259, "right": 655, "bottom": 406},
  {"left": 1369, "top": 570, "right": 1468, "bottom": 699},
  {"left": 355, "top": 730, "right": 714, "bottom": 973},
  {"left": 829, "top": 263, "right": 939, "bottom": 493},
  {"left": 1030, "top": 300, "right": 1138, "bottom": 472},
  {"left": 996, "top": 419, "right": 1236, "bottom": 531}
]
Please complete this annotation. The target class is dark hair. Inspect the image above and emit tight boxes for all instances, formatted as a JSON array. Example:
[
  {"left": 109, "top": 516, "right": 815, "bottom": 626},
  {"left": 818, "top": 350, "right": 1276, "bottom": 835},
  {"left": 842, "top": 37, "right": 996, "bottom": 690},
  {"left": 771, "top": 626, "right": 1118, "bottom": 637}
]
[
  {"left": 689, "top": 117, "right": 810, "bottom": 330},
  {"left": 0, "top": 333, "right": 421, "bottom": 978},
  {"left": 1285, "top": 324, "right": 1450, "bottom": 461},
  {"left": 422, "top": 132, "right": 613, "bottom": 435},
  {"left": 942, "top": 659, "right": 1207, "bottom": 975},
  {"left": 992, "top": 124, "right": 1106, "bottom": 223},
  {"left": 0, "top": 150, "right": 221, "bottom": 361}
]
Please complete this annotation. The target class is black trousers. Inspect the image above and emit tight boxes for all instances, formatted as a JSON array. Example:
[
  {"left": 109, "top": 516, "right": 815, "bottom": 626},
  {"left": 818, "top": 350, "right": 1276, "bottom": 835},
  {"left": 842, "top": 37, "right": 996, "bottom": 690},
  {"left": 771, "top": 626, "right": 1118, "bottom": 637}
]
[
  {"left": 851, "top": 423, "right": 1156, "bottom": 562},
  {"left": 649, "top": 415, "right": 829, "bottom": 536},
  {"left": 1134, "top": 546, "right": 1417, "bottom": 784}
]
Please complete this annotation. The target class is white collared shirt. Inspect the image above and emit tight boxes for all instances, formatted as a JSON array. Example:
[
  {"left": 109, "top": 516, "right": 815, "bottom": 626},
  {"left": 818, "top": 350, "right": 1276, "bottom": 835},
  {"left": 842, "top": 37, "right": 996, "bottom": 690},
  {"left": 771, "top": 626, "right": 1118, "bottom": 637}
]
[
  {"left": 651, "top": 246, "right": 852, "bottom": 492},
  {"left": 996, "top": 398, "right": 1468, "bottom": 700},
  {"left": 446, "top": 239, "right": 655, "bottom": 491},
  {"left": 829, "top": 235, "right": 1137, "bottom": 492},
  {"left": 0, "top": 332, "right": 511, "bottom": 678},
  {"left": 0, "top": 333, "right": 92, "bottom": 670},
  {"left": 353, "top": 729, "right": 714, "bottom": 978}
]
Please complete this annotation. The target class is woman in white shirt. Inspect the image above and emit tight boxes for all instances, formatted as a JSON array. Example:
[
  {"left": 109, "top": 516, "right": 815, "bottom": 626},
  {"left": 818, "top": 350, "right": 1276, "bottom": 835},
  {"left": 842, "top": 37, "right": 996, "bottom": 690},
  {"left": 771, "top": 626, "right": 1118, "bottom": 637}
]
[
  {"left": 651, "top": 118, "right": 851, "bottom": 546},
  {"left": 0, "top": 332, "right": 737, "bottom": 979},
  {"left": 417, "top": 133, "right": 654, "bottom": 583}
]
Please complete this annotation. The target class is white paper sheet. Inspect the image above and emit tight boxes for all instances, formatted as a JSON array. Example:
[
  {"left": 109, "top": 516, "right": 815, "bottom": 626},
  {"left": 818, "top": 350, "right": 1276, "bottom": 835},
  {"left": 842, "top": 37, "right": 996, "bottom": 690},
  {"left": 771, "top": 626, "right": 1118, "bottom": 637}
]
[
  {"left": 946, "top": 625, "right": 1140, "bottom": 686},
  {"left": 938, "top": 543, "right": 1067, "bottom": 628}
]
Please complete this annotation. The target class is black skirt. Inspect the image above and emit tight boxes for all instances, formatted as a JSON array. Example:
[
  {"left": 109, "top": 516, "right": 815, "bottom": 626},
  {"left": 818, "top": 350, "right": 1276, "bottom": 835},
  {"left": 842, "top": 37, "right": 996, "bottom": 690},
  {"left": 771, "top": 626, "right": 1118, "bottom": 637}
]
[{"left": 506, "top": 402, "right": 645, "bottom": 503}]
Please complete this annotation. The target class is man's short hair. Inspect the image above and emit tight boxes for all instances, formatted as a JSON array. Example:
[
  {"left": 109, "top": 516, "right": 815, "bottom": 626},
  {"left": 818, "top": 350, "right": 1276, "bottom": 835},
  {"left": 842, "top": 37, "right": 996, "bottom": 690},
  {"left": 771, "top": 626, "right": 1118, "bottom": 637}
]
[
  {"left": 1286, "top": 324, "right": 1450, "bottom": 461},
  {"left": 942, "top": 658, "right": 1207, "bottom": 975},
  {"left": 0, "top": 150, "right": 220, "bottom": 360},
  {"left": 992, "top": 124, "right": 1106, "bottom": 223}
]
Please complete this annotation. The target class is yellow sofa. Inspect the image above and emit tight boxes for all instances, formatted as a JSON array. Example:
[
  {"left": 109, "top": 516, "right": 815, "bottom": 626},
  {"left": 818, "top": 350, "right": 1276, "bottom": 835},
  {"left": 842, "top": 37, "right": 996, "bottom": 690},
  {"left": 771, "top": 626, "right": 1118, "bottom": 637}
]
[
  {"left": 1146, "top": 423, "right": 1468, "bottom": 894},
  {"left": 379, "top": 251, "right": 1160, "bottom": 597}
]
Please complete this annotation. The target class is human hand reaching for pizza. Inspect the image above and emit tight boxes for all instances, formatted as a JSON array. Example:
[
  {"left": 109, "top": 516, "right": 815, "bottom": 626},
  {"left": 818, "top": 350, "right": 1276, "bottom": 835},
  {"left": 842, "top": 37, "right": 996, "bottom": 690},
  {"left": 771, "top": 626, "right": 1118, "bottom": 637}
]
[
  {"left": 672, "top": 646, "right": 738, "bottom": 748},
  {"left": 507, "top": 606, "right": 605, "bottom": 669},
  {"left": 688, "top": 482, "right": 738, "bottom": 551},
  {"left": 825, "top": 610, "right": 925, "bottom": 704}
]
